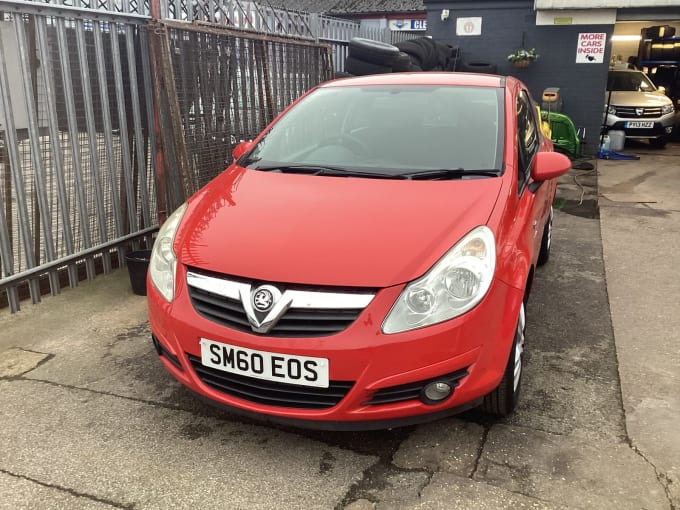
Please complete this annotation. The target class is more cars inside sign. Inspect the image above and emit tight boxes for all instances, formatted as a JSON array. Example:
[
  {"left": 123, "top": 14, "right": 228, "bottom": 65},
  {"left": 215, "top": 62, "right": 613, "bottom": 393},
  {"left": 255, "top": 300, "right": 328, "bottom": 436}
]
[{"left": 576, "top": 32, "right": 606, "bottom": 63}]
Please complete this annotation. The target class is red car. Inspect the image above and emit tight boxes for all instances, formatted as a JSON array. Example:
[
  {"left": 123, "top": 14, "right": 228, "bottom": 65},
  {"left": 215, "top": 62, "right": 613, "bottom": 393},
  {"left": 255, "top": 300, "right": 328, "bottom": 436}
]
[{"left": 148, "top": 73, "right": 571, "bottom": 430}]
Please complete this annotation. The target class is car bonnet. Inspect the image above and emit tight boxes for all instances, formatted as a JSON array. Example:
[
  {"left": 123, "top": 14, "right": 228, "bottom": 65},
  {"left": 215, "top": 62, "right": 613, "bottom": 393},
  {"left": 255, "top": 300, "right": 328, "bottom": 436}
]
[{"left": 175, "top": 168, "right": 503, "bottom": 288}]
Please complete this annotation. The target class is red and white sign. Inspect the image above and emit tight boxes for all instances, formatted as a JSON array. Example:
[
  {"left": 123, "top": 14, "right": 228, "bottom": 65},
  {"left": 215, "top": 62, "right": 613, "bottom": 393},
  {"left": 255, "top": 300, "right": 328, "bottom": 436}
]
[
  {"left": 576, "top": 32, "right": 606, "bottom": 64},
  {"left": 456, "top": 17, "right": 482, "bottom": 36}
]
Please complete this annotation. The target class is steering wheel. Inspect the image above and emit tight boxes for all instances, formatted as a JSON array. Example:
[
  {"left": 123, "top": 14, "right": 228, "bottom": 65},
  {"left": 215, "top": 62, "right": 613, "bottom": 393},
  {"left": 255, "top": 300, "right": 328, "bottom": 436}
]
[{"left": 317, "top": 133, "right": 371, "bottom": 155}]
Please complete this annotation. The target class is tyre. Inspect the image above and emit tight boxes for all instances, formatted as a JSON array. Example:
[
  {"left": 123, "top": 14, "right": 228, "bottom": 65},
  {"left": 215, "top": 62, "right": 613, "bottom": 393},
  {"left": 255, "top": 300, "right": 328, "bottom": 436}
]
[
  {"left": 395, "top": 39, "right": 428, "bottom": 63},
  {"left": 537, "top": 206, "right": 553, "bottom": 266},
  {"left": 392, "top": 52, "right": 412, "bottom": 72},
  {"left": 333, "top": 71, "right": 353, "bottom": 79},
  {"left": 481, "top": 302, "right": 525, "bottom": 416},
  {"left": 407, "top": 63, "right": 423, "bottom": 72},
  {"left": 460, "top": 61, "right": 498, "bottom": 74},
  {"left": 649, "top": 137, "right": 667, "bottom": 148},
  {"left": 396, "top": 38, "right": 438, "bottom": 70},
  {"left": 345, "top": 56, "right": 393, "bottom": 76},
  {"left": 436, "top": 43, "right": 460, "bottom": 71},
  {"left": 348, "top": 37, "right": 400, "bottom": 66}
]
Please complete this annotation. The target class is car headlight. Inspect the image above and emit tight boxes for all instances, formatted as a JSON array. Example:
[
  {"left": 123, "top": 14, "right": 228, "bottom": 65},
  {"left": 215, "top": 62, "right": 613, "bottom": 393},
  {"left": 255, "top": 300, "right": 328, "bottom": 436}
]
[
  {"left": 661, "top": 104, "right": 674, "bottom": 115},
  {"left": 607, "top": 105, "right": 617, "bottom": 115},
  {"left": 382, "top": 226, "right": 496, "bottom": 334},
  {"left": 149, "top": 203, "right": 188, "bottom": 302}
]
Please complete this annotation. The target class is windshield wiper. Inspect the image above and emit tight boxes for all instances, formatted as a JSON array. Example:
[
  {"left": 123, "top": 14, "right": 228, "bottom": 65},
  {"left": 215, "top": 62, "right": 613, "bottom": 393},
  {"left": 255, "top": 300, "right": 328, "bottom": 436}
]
[
  {"left": 252, "top": 164, "right": 407, "bottom": 179},
  {"left": 400, "top": 168, "right": 500, "bottom": 180}
]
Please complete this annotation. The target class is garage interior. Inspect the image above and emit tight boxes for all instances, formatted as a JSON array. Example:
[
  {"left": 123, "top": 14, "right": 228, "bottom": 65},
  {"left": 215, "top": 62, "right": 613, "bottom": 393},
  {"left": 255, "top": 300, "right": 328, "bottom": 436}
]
[{"left": 610, "top": 17, "right": 679, "bottom": 146}]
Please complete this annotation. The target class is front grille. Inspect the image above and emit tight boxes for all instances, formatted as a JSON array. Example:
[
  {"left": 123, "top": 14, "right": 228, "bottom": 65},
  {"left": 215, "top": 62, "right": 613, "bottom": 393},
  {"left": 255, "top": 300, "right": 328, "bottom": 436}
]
[
  {"left": 188, "top": 354, "right": 353, "bottom": 409},
  {"left": 189, "top": 286, "right": 364, "bottom": 337},
  {"left": 364, "top": 368, "right": 469, "bottom": 406},
  {"left": 614, "top": 106, "right": 663, "bottom": 118},
  {"left": 186, "top": 270, "right": 373, "bottom": 337}
]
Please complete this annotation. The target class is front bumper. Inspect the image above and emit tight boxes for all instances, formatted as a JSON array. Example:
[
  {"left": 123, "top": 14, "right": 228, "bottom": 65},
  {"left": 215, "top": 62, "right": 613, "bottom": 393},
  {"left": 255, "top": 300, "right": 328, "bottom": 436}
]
[
  {"left": 605, "top": 111, "right": 675, "bottom": 139},
  {"left": 148, "top": 266, "right": 524, "bottom": 429}
]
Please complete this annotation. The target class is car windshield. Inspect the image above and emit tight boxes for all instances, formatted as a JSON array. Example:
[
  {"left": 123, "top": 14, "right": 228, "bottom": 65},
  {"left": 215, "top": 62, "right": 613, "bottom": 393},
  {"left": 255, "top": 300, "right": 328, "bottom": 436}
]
[
  {"left": 242, "top": 84, "right": 504, "bottom": 177},
  {"left": 607, "top": 71, "right": 657, "bottom": 92}
]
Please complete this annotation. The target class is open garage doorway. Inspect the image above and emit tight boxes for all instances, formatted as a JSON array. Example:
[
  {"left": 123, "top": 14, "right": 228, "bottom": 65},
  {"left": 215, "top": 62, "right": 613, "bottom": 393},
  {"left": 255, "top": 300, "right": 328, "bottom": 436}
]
[{"left": 610, "top": 18, "right": 680, "bottom": 147}]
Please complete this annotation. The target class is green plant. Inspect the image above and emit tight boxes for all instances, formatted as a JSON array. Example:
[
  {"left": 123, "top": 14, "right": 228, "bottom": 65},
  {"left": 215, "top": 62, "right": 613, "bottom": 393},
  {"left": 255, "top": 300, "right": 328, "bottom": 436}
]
[{"left": 507, "top": 48, "right": 539, "bottom": 63}]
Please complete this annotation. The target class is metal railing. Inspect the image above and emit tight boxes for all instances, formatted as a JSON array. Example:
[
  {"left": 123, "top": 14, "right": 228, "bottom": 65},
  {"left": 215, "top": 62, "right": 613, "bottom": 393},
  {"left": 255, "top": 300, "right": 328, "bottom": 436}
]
[{"left": 0, "top": 2, "right": 158, "bottom": 311}]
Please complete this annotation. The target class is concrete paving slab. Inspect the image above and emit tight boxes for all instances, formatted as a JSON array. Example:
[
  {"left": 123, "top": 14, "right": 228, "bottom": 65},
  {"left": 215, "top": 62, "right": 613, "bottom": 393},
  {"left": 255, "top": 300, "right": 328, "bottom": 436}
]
[
  {"left": 0, "top": 270, "right": 148, "bottom": 356},
  {"left": 475, "top": 424, "right": 668, "bottom": 510},
  {"left": 0, "top": 472, "right": 116, "bottom": 510},
  {"left": 598, "top": 149, "right": 680, "bottom": 506},
  {"left": 0, "top": 379, "right": 376, "bottom": 510},
  {"left": 413, "top": 472, "right": 568, "bottom": 510},
  {"left": 0, "top": 347, "right": 50, "bottom": 377},
  {"left": 505, "top": 212, "right": 626, "bottom": 442},
  {"left": 392, "top": 419, "right": 484, "bottom": 475}
]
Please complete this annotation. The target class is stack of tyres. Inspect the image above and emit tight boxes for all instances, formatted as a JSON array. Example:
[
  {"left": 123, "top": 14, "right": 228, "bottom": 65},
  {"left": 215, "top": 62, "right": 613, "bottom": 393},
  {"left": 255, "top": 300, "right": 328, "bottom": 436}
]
[
  {"left": 642, "top": 25, "right": 676, "bottom": 39},
  {"left": 395, "top": 38, "right": 459, "bottom": 71},
  {"left": 345, "top": 38, "right": 402, "bottom": 76},
  {"left": 344, "top": 37, "right": 461, "bottom": 76}
]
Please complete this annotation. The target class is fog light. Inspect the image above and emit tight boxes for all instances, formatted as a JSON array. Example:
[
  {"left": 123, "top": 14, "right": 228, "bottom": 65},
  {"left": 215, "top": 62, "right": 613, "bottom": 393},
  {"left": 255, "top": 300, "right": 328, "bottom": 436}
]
[
  {"left": 422, "top": 381, "right": 453, "bottom": 404},
  {"left": 665, "top": 126, "right": 673, "bottom": 134}
]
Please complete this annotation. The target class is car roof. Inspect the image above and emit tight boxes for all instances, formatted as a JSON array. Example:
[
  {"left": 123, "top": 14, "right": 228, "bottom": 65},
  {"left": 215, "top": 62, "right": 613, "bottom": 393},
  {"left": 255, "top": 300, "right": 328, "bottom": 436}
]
[{"left": 321, "top": 72, "right": 506, "bottom": 89}]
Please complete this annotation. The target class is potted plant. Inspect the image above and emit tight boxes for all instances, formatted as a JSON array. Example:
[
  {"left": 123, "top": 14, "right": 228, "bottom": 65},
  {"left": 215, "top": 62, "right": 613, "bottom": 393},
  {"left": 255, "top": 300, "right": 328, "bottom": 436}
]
[{"left": 507, "top": 48, "right": 539, "bottom": 68}]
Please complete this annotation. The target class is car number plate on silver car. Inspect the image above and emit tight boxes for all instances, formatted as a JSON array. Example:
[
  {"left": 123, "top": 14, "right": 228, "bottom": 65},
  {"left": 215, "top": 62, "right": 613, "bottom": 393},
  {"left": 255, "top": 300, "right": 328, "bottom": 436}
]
[
  {"left": 625, "top": 121, "right": 654, "bottom": 129},
  {"left": 200, "top": 338, "right": 329, "bottom": 388}
]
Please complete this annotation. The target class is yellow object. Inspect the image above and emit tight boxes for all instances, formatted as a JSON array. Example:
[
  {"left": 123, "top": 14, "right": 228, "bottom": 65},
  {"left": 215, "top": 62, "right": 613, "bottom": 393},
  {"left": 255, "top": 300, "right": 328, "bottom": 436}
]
[{"left": 536, "top": 106, "right": 552, "bottom": 138}]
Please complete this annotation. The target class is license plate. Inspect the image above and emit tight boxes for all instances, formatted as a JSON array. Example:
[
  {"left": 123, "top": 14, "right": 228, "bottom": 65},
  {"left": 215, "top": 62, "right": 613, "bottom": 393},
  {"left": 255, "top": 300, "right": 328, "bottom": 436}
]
[
  {"left": 200, "top": 338, "right": 329, "bottom": 388},
  {"left": 625, "top": 121, "right": 654, "bottom": 129}
]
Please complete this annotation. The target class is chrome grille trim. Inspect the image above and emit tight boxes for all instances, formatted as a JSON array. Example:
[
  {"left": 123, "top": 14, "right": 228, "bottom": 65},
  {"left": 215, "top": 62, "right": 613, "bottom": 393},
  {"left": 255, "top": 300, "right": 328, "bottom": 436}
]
[
  {"left": 186, "top": 271, "right": 375, "bottom": 309},
  {"left": 186, "top": 270, "right": 375, "bottom": 337},
  {"left": 614, "top": 106, "right": 663, "bottom": 118}
]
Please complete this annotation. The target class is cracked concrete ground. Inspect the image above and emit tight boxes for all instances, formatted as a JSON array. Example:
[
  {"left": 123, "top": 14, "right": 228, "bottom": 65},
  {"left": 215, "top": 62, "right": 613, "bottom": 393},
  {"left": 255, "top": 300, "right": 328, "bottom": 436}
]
[{"left": 1, "top": 145, "right": 678, "bottom": 509}]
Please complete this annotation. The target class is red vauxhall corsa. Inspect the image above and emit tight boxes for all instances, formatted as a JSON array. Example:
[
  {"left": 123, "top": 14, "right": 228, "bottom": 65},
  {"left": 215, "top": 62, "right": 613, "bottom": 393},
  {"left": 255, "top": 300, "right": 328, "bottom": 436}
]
[{"left": 147, "top": 73, "right": 571, "bottom": 430}]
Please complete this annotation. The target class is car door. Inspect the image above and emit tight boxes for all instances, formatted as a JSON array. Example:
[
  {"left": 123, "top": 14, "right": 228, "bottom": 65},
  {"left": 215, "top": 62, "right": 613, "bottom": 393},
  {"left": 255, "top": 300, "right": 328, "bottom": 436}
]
[{"left": 516, "top": 90, "right": 547, "bottom": 263}]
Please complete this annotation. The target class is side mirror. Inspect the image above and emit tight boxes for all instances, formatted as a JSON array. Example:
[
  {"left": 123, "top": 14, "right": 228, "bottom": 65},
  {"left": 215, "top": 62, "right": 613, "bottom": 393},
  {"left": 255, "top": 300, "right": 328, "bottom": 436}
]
[
  {"left": 232, "top": 141, "right": 253, "bottom": 162},
  {"left": 531, "top": 151, "right": 571, "bottom": 182},
  {"left": 657, "top": 85, "right": 666, "bottom": 94}
]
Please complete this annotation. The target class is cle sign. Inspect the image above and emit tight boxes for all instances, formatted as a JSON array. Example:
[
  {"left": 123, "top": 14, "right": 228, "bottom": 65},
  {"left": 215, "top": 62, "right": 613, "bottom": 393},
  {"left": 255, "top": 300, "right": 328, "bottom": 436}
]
[{"left": 576, "top": 32, "right": 606, "bottom": 64}]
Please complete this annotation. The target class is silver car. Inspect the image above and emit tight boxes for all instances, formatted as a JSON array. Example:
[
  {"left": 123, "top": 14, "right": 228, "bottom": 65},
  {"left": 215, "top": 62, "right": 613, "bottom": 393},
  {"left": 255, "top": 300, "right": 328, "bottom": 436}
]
[{"left": 604, "top": 69, "right": 675, "bottom": 147}]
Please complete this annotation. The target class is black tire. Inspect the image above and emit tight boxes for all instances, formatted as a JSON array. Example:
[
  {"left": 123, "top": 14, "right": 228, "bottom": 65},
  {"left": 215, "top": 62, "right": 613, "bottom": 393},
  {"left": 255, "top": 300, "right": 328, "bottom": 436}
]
[
  {"left": 345, "top": 55, "right": 393, "bottom": 76},
  {"left": 396, "top": 38, "right": 438, "bottom": 70},
  {"left": 407, "top": 63, "right": 423, "bottom": 72},
  {"left": 395, "top": 39, "right": 428, "bottom": 62},
  {"left": 649, "top": 137, "right": 667, "bottom": 148},
  {"left": 348, "top": 37, "right": 400, "bottom": 66},
  {"left": 481, "top": 302, "right": 525, "bottom": 416},
  {"left": 537, "top": 206, "right": 553, "bottom": 266},
  {"left": 460, "top": 61, "right": 498, "bottom": 74},
  {"left": 333, "top": 71, "right": 353, "bottom": 79},
  {"left": 392, "top": 52, "right": 412, "bottom": 72},
  {"left": 435, "top": 42, "right": 460, "bottom": 71}
]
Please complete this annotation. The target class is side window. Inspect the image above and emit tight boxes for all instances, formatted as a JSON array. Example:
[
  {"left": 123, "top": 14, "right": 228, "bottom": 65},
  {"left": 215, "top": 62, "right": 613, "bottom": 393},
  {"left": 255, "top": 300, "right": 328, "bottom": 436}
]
[{"left": 516, "top": 91, "right": 539, "bottom": 194}]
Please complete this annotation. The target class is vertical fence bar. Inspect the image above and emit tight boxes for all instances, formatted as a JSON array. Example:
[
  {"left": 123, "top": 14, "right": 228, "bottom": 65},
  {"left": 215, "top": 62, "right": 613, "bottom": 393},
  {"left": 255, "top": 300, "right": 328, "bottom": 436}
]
[
  {"left": 110, "top": 22, "right": 139, "bottom": 235},
  {"left": 14, "top": 16, "right": 60, "bottom": 295},
  {"left": 75, "top": 18, "right": 112, "bottom": 272},
  {"left": 35, "top": 16, "right": 78, "bottom": 288},
  {"left": 0, "top": 175, "right": 20, "bottom": 311},
  {"left": 0, "top": 23, "right": 41, "bottom": 304},
  {"left": 56, "top": 17, "right": 96, "bottom": 279},
  {"left": 139, "top": 28, "right": 159, "bottom": 223},
  {"left": 125, "top": 25, "right": 151, "bottom": 229},
  {"left": 93, "top": 20, "right": 124, "bottom": 263}
]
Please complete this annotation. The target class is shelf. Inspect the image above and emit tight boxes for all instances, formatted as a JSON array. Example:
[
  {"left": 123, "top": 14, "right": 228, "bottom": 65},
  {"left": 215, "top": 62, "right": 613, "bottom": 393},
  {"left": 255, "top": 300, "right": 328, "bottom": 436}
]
[{"left": 639, "top": 61, "right": 680, "bottom": 66}]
